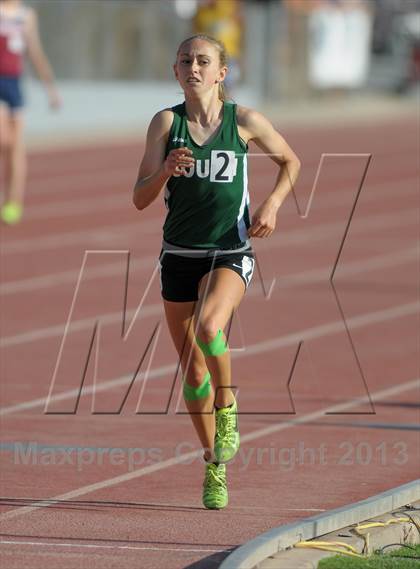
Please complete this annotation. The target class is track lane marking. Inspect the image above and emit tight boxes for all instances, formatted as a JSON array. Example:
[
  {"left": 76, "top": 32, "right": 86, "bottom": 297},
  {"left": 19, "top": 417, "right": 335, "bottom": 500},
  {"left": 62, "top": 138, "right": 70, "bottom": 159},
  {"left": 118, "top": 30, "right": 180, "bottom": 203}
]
[
  {"left": 1, "top": 180, "right": 417, "bottom": 255},
  {"left": 0, "top": 245, "right": 417, "bottom": 348},
  {"left": 1, "top": 300, "right": 418, "bottom": 416},
  {"left": 0, "top": 377, "right": 418, "bottom": 522},
  {"left": 0, "top": 539, "right": 227, "bottom": 553},
  {"left": 18, "top": 172, "right": 418, "bottom": 221},
  {"left": 0, "top": 204, "right": 418, "bottom": 296}
]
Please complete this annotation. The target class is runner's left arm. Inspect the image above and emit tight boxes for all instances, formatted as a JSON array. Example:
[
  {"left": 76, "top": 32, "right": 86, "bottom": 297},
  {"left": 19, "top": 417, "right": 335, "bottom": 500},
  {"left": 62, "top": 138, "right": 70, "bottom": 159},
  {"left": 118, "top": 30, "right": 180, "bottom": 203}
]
[{"left": 241, "top": 109, "right": 301, "bottom": 238}]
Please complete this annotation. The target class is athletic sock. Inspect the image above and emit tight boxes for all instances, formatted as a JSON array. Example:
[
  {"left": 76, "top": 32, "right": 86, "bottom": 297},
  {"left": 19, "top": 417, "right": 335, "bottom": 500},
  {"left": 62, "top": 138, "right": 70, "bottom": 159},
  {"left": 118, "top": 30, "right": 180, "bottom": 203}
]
[
  {"left": 203, "top": 455, "right": 219, "bottom": 467},
  {"left": 215, "top": 402, "right": 234, "bottom": 411}
]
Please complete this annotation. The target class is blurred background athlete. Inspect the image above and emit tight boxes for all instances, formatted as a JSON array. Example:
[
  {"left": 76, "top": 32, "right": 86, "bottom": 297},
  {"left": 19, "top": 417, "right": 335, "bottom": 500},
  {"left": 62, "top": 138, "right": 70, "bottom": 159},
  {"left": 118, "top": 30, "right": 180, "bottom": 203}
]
[{"left": 0, "top": 0, "right": 60, "bottom": 225}]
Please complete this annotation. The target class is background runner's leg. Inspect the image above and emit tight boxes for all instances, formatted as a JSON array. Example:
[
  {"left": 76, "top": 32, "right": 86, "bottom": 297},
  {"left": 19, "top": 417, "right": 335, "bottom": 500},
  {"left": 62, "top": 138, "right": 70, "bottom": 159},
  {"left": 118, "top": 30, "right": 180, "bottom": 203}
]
[{"left": 8, "top": 110, "right": 26, "bottom": 206}]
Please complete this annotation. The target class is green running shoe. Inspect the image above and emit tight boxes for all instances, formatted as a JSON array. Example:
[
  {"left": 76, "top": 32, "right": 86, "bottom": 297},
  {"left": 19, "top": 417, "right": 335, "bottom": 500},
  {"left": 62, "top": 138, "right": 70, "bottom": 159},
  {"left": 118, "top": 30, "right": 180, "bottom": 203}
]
[
  {"left": 1, "top": 201, "right": 22, "bottom": 225},
  {"left": 202, "top": 462, "right": 228, "bottom": 510},
  {"left": 214, "top": 398, "right": 240, "bottom": 463}
]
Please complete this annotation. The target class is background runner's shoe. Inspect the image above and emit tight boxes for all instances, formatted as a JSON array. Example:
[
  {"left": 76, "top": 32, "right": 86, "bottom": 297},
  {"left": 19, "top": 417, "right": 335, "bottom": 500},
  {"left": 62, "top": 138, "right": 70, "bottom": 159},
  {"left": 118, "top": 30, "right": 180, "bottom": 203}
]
[
  {"left": 214, "top": 399, "right": 240, "bottom": 463},
  {"left": 202, "top": 462, "right": 228, "bottom": 509},
  {"left": 1, "top": 202, "right": 22, "bottom": 225}
]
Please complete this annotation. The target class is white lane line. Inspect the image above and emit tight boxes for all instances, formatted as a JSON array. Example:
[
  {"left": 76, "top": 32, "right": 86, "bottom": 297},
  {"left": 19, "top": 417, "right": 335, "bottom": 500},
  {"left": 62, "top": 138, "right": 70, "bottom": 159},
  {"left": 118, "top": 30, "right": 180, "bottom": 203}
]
[
  {"left": 0, "top": 303, "right": 160, "bottom": 348},
  {"left": 1, "top": 299, "right": 418, "bottom": 416},
  {"left": 0, "top": 223, "right": 141, "bottom": 255},
  {"left": 1, "top": 202, "right": 417, "bottom": 294},
  {"left": 258, "top": 508, "right": 326, "bottom": 512},
  {"left": 20, "top": 172, "right": 417, "bottom": 222},
  {"left": 25, "top": 144, "right": 414, "bottom": 198},
  {"left": 24, "top": 147, "right": 418, "bottom": 203},
  {"left": 1, "top": 176, "right": 417, "bottom": 255},
  {"left": 0, "top": 245, "right": 417, "bottom": 349},
  {"left": 0, "top": 540, "right": 226, "bottom": 553},
  {"left": 0, "top": 376, "right": 418, "bottom": 522},
  {"left": 0, "top": 257, "right": 155, "bottom": 297},
  {"left": 26, "top": 193, "right": 129, "bottom": 220},
  {"left": 25, "top": 166, "right": 134, "bottom": 198}
]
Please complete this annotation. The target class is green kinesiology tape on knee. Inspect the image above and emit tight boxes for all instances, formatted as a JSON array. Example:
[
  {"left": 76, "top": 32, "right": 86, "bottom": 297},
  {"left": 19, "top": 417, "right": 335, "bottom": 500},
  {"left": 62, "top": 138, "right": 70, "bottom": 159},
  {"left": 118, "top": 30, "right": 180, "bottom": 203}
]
[
  {"left": 183, "top": 372, "right": 211, "bottom": 401},
  {"left": 196, "top": 329, "right": 228, "bottom": 357}
]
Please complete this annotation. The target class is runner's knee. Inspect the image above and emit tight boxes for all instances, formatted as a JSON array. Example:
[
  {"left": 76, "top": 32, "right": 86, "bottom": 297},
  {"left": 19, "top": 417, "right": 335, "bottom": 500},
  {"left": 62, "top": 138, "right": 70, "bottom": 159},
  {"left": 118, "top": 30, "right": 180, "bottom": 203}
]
[
  {"left": 0, "top": 125, "right": 12, "bottom": 153},
  {"left": 183, "top": 363, "right": 209, "bottom": 387},
  {"left": 196, "top": 328, "right": 228, "bottom": 357},
  {"left": 183, "top": 371, "right": 211, "bottom": 401},
  {"left": 0, "top": 108, "right": 12, "bottom": 152},
  {"left": 197, "top": 316, "right": 220, "bottom": 345}
]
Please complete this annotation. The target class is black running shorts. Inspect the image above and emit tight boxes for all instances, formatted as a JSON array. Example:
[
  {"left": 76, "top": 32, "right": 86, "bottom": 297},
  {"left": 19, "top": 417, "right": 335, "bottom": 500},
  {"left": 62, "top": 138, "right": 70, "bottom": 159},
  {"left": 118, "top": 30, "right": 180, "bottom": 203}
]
[{"left": 158, "top": 247, "right": 255, "bottom": 302}]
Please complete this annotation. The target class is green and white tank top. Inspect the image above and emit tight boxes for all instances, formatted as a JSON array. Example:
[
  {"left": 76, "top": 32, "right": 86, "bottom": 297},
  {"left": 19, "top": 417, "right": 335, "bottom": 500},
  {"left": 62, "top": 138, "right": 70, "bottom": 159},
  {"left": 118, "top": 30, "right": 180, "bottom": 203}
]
[{"left": 163, "top": 101, "right": 250, "bottom": 249}]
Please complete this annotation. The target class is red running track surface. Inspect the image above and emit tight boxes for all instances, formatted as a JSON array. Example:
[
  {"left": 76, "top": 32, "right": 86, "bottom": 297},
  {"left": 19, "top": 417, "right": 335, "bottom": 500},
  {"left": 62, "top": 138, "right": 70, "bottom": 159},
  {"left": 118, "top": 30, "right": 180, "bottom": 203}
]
[{"left": 0, "top": 116, "right": 419, "bottom": 569}]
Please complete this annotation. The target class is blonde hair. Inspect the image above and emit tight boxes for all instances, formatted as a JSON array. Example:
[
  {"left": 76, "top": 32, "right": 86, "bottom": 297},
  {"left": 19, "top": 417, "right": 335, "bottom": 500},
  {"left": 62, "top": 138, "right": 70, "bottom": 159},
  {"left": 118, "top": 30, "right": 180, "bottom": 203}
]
[{"left": 176, "top": 34, "right": 228, "bottom": 102}]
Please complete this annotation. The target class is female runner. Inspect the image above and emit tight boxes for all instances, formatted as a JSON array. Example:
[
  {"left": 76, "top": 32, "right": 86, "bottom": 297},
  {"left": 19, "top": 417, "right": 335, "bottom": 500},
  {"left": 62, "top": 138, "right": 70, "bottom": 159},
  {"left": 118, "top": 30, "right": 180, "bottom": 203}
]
[{"left": 133, "top": 34, "right": 300, "bottom": 509}]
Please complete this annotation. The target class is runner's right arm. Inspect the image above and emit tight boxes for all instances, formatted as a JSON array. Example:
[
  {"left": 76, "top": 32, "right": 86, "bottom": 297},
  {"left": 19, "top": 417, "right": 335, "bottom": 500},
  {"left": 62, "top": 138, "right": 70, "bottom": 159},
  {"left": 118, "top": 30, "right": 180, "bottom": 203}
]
[
  {"left": 25, "top": 8, "right": 61, "bottom": 109},
  {"left": 133, "top": 110, "right": 194, "bottom": 210}
]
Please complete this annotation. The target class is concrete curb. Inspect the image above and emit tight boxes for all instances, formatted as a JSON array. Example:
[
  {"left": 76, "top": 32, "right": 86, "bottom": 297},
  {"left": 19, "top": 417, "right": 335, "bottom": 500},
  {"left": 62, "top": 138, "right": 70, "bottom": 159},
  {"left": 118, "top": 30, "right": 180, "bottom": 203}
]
[
  {"left": 219, "top": 479, "right": 420, "bottom": 569},
  {"left": 257, "top": 501, "right": 420, "bottom": 568}
]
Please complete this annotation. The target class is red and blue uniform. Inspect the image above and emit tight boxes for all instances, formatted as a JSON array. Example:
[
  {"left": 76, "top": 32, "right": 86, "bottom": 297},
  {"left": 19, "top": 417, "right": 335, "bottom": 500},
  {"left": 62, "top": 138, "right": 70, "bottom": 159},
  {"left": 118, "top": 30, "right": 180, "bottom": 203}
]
[{"left": 0, "top": 5, "right": 27, "bottom": 109}]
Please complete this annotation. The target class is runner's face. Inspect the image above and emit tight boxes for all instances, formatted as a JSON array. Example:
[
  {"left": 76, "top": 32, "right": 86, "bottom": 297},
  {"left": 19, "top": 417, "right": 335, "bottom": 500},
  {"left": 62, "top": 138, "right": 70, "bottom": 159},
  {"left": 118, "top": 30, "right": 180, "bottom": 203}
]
[{"left": 174, "top": 40, "right": 226, "bottom": 94}]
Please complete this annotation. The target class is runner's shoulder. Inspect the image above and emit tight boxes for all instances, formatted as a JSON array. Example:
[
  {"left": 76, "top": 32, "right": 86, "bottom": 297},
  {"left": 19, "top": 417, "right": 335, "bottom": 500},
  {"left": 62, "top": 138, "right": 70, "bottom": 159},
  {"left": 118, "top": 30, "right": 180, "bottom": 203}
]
[
  {"left": 147, "top": 108, "right": 174, "bottom": 140},
  {"left": 235, "top": 105, "right": 273, "bottom": 141},
  {"left": 236, "top": 104, "right": 269, "bottom": 129},
  {"left": 148, "top": 108, "right": 174, "bottom": 138}
]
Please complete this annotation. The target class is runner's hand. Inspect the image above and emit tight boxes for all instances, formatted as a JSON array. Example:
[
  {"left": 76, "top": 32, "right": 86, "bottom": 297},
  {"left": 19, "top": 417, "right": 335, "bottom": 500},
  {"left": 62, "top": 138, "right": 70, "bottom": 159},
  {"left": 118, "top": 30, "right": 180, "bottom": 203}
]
[
  {"left": 164, "top": 147, "right": 195, "bottom": 177},
  {"left": 47, "top": 86, "right": 61, "bottom": 110},
  {"left": 248, "top": 199, "right": 278, "bottom": 238}
]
